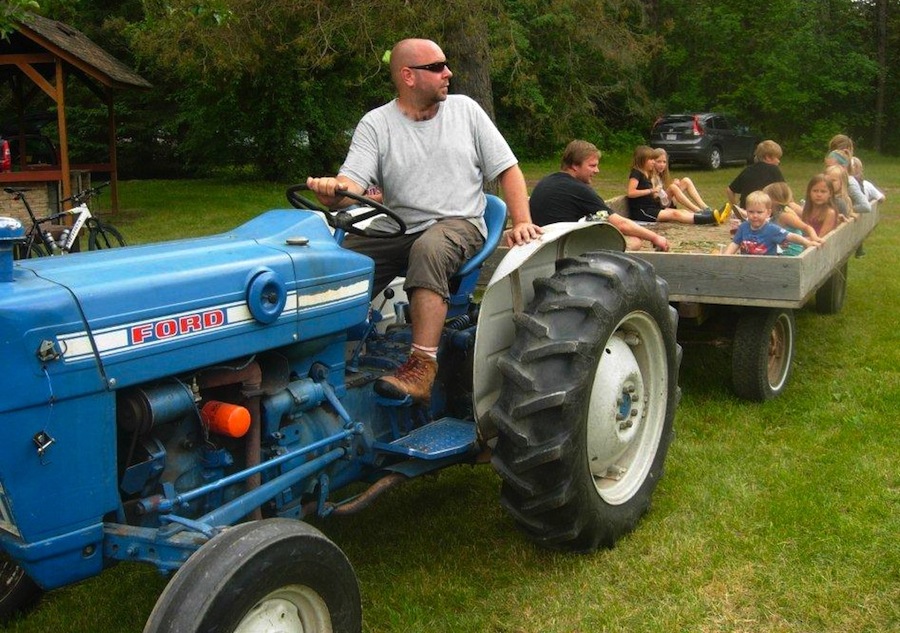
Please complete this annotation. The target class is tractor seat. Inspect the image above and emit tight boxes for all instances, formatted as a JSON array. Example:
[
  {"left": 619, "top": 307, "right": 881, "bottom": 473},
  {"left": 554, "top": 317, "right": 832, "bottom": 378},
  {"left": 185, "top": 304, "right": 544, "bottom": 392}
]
[
  {"left": 455, "top": 194, "right": 507, "bottom": 278},
  {"left": 446, "top": 194, "right": 507, "bottom": 317}
]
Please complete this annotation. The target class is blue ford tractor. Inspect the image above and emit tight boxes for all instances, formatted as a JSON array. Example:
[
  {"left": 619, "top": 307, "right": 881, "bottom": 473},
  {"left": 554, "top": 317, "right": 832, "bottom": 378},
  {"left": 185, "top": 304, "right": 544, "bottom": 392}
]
[{"left": 0, "top": 186, "right": 679, "bottom": 632}]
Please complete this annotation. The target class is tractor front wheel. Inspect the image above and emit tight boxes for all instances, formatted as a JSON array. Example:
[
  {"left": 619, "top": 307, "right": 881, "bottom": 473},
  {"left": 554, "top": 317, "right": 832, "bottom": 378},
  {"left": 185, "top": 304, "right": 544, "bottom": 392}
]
[
  {"left": 143, "top": 519, "right": 360, "bottom": 633},
  {"left": 0, "top": 553, "right": 42, "bottom": 623},
  {"left": 490, "top": 252, "right": 679, "bottom": 552}
]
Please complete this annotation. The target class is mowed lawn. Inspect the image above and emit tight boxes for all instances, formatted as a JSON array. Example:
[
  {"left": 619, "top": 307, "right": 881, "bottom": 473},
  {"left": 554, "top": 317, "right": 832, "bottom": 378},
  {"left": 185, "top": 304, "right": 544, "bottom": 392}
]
[{"left": 2, "top": 154, "right": 898, "bottom": 633}]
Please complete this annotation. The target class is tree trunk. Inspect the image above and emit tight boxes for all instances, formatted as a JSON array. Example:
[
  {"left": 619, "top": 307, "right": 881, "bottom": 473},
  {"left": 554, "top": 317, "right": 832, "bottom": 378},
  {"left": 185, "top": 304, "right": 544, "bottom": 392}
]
[
  {"left": 873, "top": 0, "right": 887, "bottom": 152},
  {"left": 444, "top": 13, "right": 499, "bottom": 193}
]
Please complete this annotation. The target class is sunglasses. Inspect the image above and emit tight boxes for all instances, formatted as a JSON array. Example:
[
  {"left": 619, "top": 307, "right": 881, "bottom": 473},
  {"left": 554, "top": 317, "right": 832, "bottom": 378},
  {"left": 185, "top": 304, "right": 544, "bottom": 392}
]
[{"left": 407, "top": 61, "right": 449, "bottom": 73}]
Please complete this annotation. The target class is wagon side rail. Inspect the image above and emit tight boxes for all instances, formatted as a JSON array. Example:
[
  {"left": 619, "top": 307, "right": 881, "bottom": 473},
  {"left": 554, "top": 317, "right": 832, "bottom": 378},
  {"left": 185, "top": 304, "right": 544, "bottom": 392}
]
[{"left": 633, "top": 207, "right": 878, "bottom": 308}]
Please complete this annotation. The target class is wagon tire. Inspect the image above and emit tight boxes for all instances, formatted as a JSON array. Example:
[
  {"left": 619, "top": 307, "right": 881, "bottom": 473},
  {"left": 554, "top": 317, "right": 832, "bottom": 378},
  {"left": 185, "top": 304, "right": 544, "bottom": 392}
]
[
  {"left": 490, "top": 252, "right": 679, "bottom": 552},
  {"left": 143, "top": 519, "right": 360, "bottom": 633},
  {"left": 0, "top": 553, "right": 43, "bottom": 623},
  {"left": 732, "top": 308, "right": 795, "bottom": 401},
  {"left": 816, "top": 262, "right": 848, "bottom": 314}
]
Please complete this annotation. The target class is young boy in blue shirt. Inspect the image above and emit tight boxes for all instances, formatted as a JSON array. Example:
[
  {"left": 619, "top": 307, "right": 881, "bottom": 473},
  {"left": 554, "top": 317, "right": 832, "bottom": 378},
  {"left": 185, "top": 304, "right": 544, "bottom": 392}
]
[{"left": 723, "top": 190, "right": 817, "bottom": 255}]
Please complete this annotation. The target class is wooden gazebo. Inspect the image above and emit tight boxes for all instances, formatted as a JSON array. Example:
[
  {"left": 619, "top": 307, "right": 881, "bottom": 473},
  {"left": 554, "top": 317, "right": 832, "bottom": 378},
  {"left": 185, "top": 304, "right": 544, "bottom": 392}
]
[{"left": 0, "top": 12, "right": 151, "bottom": 213}]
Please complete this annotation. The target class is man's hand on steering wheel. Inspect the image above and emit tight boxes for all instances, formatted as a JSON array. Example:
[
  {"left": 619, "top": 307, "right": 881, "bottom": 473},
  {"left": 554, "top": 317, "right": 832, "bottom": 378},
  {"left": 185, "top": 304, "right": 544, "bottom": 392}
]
[
  {"left": 286, "top": 182, "right": 406, "bottom": 238},
  {"left": 305, "top": 176, "right": 356, "bottom": 208}
]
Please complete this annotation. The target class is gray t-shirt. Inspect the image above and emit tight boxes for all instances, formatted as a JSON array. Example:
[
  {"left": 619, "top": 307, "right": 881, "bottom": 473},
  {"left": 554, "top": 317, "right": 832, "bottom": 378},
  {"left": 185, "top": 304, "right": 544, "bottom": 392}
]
[{"left": 340, "top": 94, "right": 518, "bottom": 235}]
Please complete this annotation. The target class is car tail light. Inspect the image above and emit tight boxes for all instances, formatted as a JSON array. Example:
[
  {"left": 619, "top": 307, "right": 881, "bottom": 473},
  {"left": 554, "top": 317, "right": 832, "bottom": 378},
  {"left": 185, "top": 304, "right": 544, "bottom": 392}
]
[
  {"left": 692, "top": 116, "right": 704, "bottom": 136},
  {"left": 0, "top": 140, "right": 10, "bottom": 172}
]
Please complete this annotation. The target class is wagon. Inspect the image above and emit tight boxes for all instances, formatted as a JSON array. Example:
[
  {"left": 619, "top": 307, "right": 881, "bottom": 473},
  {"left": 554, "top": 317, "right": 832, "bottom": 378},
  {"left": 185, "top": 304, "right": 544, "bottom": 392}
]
[{"left": 629, "top": 206, "right": 878, "bottom": 400}]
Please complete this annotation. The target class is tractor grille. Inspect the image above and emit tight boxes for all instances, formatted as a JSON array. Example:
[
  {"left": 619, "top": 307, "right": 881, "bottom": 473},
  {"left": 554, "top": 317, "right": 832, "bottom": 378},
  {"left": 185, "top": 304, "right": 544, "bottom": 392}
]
[{"left": 0, "top": 482, "right": 19, "bottom": 537}]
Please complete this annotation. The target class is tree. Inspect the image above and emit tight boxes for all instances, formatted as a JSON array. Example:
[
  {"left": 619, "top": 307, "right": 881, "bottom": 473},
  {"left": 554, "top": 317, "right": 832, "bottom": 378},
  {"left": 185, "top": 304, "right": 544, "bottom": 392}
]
[
  {"left": 650, "top": 0, "right": 881, "bottom": 154},
  {"left": 0, "top": 0, "right": 40, "bottom": 37}
]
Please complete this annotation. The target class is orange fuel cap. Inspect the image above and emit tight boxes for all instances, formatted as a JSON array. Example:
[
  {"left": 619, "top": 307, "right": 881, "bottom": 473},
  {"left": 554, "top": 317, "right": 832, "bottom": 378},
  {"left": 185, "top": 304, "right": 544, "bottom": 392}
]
[{"left": 201, "top": 400, "right": 251, "bottom": 438}]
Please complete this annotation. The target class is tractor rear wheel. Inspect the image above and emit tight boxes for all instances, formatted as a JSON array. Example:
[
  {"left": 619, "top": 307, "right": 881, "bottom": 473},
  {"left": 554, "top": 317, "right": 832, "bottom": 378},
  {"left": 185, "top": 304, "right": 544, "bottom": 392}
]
[
  {"left": 490, "top": 252, "right": 679, "bottom": 552},
  {"left": 144, "top": 519, "right": 360, "bottom": 633},
  {"left": 0, "top": 553, "right": 42, "bottom": 622}
]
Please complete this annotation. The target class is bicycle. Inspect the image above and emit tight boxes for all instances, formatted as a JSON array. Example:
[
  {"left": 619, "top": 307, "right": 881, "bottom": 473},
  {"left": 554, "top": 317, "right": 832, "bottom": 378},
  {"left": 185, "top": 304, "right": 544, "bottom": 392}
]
[{"left": 4, "top": 182, "right": 126, "bottom": 259}]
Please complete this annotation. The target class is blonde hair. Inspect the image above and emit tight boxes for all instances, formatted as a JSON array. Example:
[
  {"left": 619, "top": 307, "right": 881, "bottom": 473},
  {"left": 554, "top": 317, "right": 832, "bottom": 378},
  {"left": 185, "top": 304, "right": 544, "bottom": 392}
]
[
  {"left": 651, "top": 147, "right": 672, "bottom": 187},
  {"left": 762, "top": 182, "right": 793, "bottom": 217},
  {"left": 754, "top": 140, "right": 783, "bottom": 162},
  {"left": 849, "top": 156, "right": 864, "bottom": 178},
  {"left": 745, "top": 190, "right": 772, "bottom": 212},
  {"left": 825, "top": 164, "right": 852, "bottom": 215}
]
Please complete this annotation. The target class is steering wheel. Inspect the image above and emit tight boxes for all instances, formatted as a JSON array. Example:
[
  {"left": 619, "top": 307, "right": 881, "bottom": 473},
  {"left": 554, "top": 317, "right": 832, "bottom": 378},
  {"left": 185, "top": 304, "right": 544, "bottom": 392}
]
[{"left": 286, "top": 184, "right": 406, "bottom": 238}]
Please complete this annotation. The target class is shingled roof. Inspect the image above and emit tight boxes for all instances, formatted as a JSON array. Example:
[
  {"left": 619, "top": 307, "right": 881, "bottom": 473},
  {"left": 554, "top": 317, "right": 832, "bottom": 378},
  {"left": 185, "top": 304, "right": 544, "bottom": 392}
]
[{"left": 13, "top": 12, "right": 151, "bottom": 90}]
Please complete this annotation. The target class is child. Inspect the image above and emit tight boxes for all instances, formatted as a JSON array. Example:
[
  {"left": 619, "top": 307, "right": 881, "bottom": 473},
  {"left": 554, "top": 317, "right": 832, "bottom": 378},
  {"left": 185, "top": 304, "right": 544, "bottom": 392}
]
[
  {"left": 849, "top": 156, "right": 885, "bottom": 206},
  {"left": 651, "top": 147, "right": 717, "bottom": 215},
  {"left": 824, "top": 164, "right": 854, "bottom": 220},
  {"left": 762, "top": 182, "right": 823, "bottom": 256},
  {"left": 801, "top": 174, "right": 839, "bottom": 238},
  {"left": 723, "top": 191, "right": 816, "bottom": 255},
  {"left": 824, "top": 147, "right": 871, "bottom": 215},
  {"left": 726, "top": 140, "right": 785, "bottom": 210},
  {"left": 627, "top": 145, "right": 722, "bottom": 225}
]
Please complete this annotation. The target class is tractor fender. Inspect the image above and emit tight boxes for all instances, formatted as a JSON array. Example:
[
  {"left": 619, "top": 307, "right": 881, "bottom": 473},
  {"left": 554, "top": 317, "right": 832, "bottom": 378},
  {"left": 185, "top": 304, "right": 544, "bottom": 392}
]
[{"left": 473, "top": 221, "right": 625, "bottom": 436}]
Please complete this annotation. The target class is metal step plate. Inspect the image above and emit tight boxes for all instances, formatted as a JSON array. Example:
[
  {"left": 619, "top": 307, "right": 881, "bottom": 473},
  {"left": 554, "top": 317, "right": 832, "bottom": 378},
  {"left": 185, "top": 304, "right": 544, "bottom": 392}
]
[{"left": 373, "top": 418, "right": 476, "bottom": 460}]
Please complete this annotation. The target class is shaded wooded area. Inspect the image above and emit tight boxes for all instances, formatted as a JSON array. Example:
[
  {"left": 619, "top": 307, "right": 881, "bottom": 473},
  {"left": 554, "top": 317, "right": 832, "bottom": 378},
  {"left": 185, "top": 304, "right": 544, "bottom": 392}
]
[{"left": 1, "top": 0, "right": 896, "bottom": 180}]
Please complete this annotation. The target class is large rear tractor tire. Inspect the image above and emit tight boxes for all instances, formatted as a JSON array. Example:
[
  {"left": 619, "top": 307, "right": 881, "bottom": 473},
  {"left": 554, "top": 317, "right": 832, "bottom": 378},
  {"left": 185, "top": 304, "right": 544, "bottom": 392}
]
[
  {"left": 490, "top": 252, "right": 680, "bottom": 552},
  {"left": 144, "top": 519, "right": 360, "bottom": 633}
]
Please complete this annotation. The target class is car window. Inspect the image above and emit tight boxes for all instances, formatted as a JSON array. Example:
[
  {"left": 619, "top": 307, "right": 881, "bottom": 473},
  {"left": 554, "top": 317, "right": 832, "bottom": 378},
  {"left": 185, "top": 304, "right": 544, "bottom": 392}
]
[
  {"left": 710, "top": 116, "right": 730, "bottom": 130},
  {"left": 654, "top": 116, "right": 694, "bottom": 133}
]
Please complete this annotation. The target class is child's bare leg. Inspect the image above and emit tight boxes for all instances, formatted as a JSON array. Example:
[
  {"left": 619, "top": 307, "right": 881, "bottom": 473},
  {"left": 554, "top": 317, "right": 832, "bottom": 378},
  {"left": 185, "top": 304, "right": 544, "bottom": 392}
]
[
  {"left": 658, "top": 208, "right": 698, "bottom": 224},
  {"left": 668, "top": 184, "right": 702, "bottom": 212},
  {"left": 679, "top": 177, "right": 709, "bottom": 210}
]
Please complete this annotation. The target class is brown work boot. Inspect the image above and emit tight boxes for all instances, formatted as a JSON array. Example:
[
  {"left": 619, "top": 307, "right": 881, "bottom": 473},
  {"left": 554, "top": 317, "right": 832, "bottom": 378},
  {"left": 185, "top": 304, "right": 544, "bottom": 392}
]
[{"left": 374, "top": 350, "right": 438, "bottom": 404}]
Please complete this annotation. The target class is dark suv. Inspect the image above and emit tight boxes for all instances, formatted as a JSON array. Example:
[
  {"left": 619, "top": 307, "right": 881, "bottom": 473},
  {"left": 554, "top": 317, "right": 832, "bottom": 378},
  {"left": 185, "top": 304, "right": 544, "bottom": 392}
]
[{"left": 650, "top": 113, "right": 760, "bottom": 170}]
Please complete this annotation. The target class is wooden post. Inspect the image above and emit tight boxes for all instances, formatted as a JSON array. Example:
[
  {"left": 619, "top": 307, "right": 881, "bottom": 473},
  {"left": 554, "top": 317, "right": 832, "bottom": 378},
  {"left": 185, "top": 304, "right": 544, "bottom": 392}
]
[
  {"left": 106, "top": 89, "right": 119, "bottom": 213},
  {"left": 55, "top": 58, "right": 72, "bottom": 210}
]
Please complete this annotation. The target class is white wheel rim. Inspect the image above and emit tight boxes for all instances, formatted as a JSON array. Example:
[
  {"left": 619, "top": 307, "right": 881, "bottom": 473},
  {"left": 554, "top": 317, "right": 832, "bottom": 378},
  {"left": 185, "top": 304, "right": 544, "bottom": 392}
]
[
  {"left": 586, "top": 311, "right": 668, "bottom": 505},
  {"left": 767, "top": 312, "right": 793, "bottom": 392},
  {"left": 235, "top": 585, "right": 332, "bottom": 633}
]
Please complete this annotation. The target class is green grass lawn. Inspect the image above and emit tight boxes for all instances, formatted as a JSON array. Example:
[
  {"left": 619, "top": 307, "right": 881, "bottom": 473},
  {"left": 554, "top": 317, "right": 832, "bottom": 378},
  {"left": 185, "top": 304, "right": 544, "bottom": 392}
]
[{"left": 2, "top": 156, "right": 898, "bottom": 632}]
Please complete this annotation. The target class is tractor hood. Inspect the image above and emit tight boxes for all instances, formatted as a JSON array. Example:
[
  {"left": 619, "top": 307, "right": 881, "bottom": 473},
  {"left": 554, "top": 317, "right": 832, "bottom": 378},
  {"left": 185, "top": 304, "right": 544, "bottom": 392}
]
[{"left": 1, "top": 210, "right": 373, "bottom": 412}]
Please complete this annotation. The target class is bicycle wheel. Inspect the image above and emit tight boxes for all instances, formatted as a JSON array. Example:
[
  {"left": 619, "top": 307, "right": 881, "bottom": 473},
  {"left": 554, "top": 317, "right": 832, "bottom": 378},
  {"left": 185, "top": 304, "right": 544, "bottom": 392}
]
[
  {"left": 87, "top": 222, "right": 126, "bottom": 250},
  {"left": 14, "top": 237, "right": 48, "bottom": 259}
]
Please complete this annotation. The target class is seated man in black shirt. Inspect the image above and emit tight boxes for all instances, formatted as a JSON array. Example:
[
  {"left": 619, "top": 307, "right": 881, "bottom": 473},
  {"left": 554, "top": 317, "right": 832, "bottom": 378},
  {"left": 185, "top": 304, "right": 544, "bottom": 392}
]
[{"left": 530, "top": 140, "right": 669, "bottom": 251}]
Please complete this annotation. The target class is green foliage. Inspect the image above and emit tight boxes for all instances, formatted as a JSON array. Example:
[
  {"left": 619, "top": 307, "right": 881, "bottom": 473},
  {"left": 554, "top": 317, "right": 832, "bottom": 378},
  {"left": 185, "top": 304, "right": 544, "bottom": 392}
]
[
  {"left": 650, "top": 0, "right": 882, "bottom": 148},
  {"left": 18, "top": 0, "right": 900, "bottom": 176},
  {"left": 0, "top": 0, "right": 40, "bottom": 38},
  {"left": 492, "top": 0, "right": 657, "bottom": 158}
]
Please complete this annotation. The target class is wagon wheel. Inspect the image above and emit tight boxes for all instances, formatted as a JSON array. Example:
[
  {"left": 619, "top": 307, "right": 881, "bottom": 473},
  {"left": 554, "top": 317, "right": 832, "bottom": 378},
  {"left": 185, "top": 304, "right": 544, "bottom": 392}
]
[
  {"left": 816, "top": 261, "right": 848, "bottom": 314},
  {"left": 731, "top": 308, "right": 796, "bottom": 401}
]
